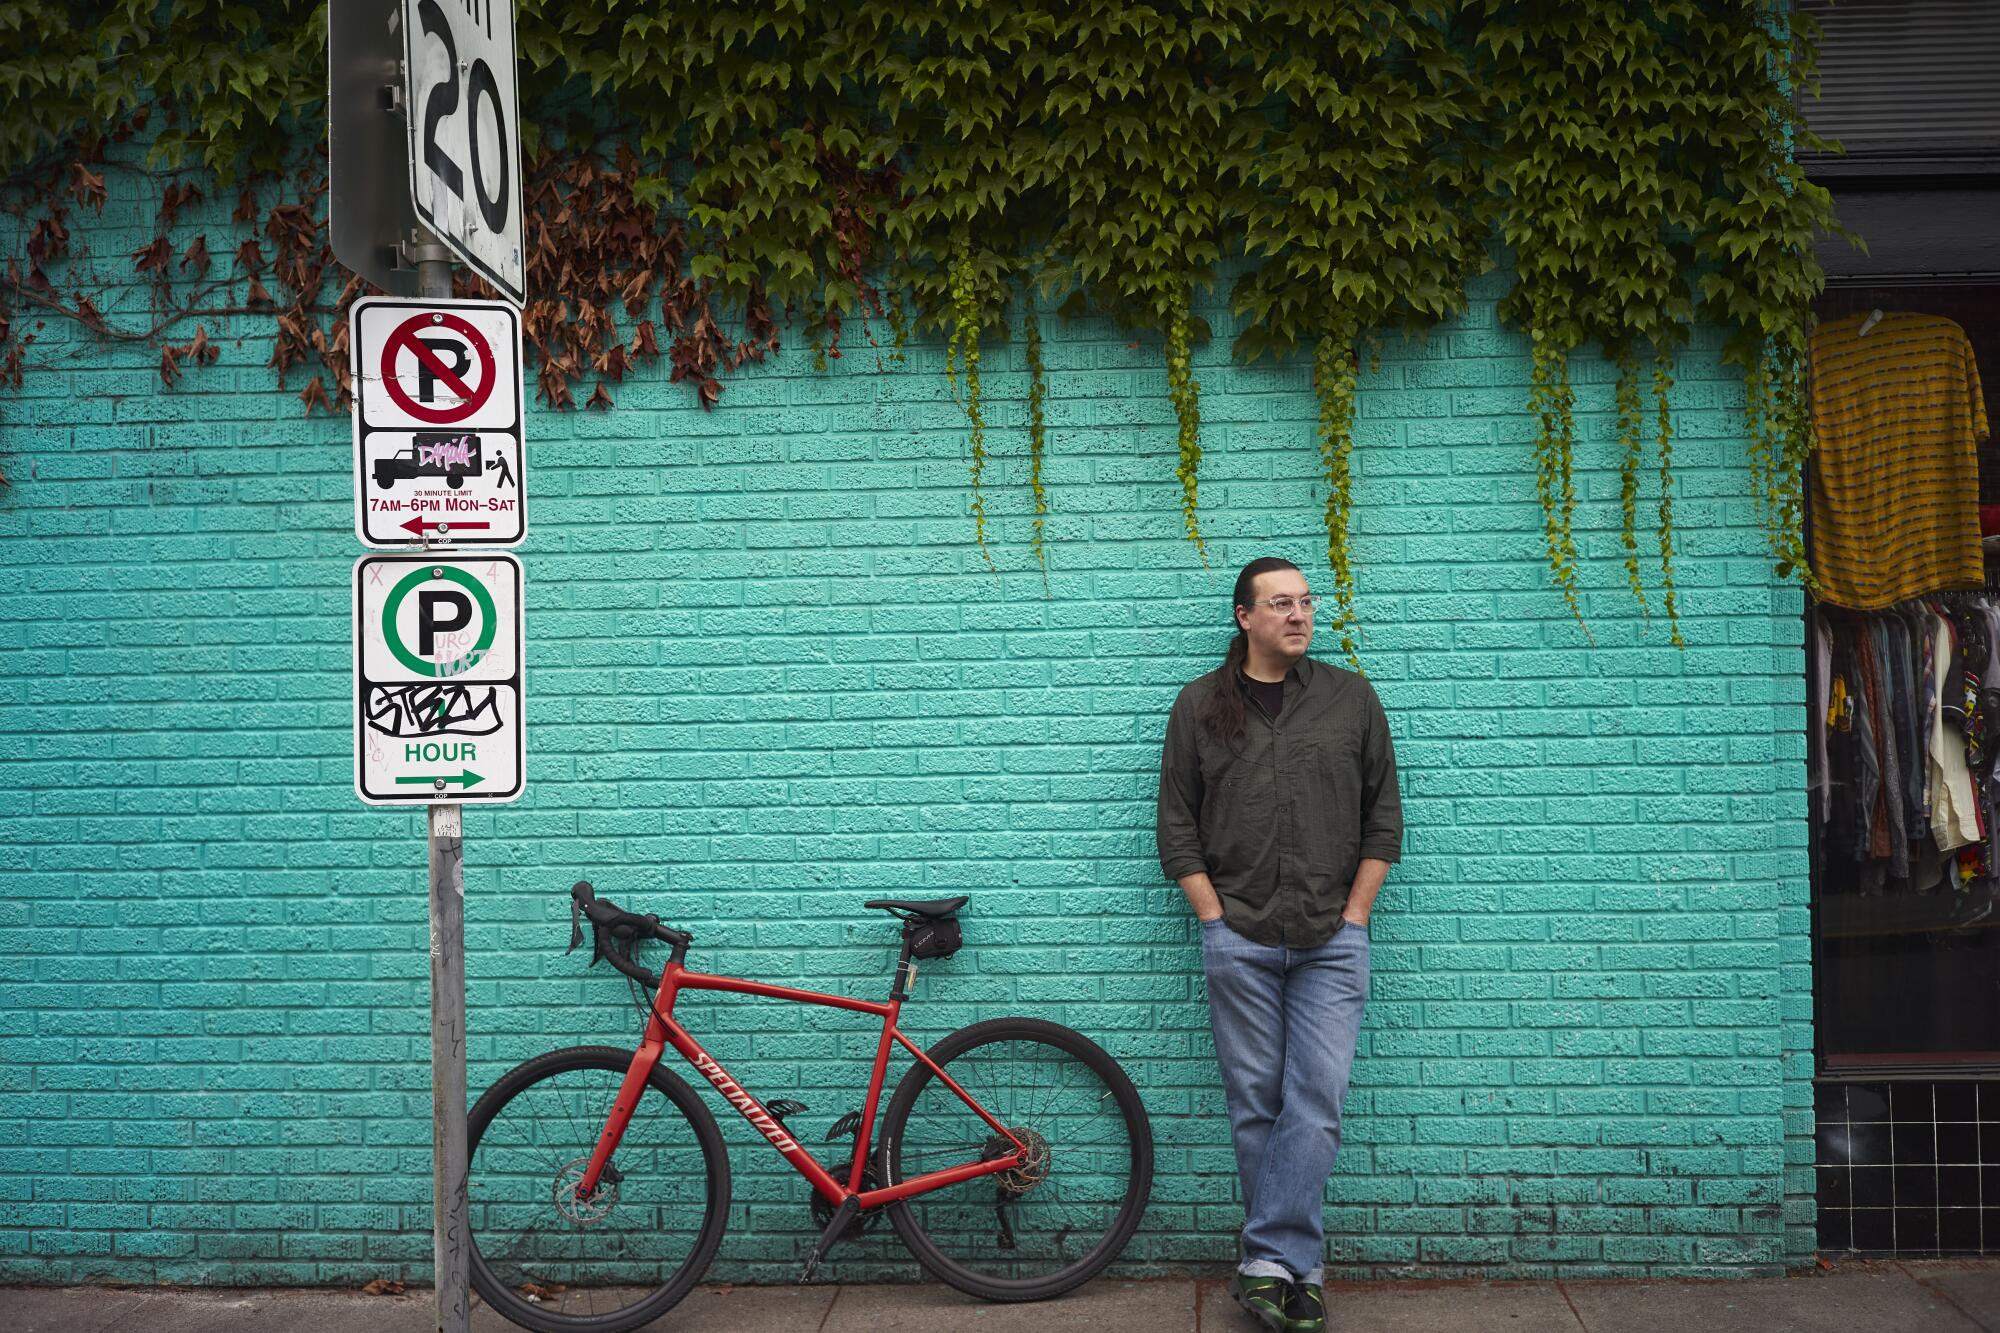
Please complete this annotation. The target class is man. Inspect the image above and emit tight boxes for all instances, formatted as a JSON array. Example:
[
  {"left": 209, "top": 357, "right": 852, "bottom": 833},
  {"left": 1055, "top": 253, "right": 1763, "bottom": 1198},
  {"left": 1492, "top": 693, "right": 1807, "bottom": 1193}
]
[{"left": 1155, "top": 556, "right": 1402, "bottom": 1333}]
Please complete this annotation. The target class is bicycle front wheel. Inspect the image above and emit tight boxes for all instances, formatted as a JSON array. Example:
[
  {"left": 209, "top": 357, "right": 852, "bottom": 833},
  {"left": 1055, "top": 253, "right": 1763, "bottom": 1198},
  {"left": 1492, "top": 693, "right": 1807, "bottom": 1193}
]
[
  {"left": 878, "top": 1017, "right": 1153, "bottom": 1301},
  {"left": 466, "top": 1045, "right": 730, "bottom": 1333}
]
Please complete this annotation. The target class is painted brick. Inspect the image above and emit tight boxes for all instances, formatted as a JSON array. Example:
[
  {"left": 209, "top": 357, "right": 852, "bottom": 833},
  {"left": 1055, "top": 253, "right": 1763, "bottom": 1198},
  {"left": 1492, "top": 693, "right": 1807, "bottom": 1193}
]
[{"left": 0, "top": 158, "right": 1811, "bottom": 1284}]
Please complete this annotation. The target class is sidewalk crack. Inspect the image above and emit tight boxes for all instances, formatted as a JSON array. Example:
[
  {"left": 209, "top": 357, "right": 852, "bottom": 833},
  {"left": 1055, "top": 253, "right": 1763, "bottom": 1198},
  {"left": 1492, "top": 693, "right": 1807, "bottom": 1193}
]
[
  {"left": 1897, "top": 1259, "right": 1995, "bottom": 1333},
  {"left": 815, "top": 1282, "right": 845, "bottom": 1333},
  {"left": 1556, "top": 1279, "right": 1591, "bottom": 1331}
]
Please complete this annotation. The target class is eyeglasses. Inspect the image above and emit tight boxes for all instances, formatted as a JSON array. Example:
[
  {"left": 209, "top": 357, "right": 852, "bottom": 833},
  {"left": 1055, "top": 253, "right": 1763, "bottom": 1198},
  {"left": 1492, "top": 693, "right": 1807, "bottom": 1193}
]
[{"left": 1248, "top": 595, "right": 1319, "bottom": 616}]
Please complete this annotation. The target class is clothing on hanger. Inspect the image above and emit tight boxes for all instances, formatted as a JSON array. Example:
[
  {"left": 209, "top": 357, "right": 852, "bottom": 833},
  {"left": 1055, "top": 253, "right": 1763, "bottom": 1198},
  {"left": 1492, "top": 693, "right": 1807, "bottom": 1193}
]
[{"left": 1809, "top": 311, "right": 1990, "bottom": 610}]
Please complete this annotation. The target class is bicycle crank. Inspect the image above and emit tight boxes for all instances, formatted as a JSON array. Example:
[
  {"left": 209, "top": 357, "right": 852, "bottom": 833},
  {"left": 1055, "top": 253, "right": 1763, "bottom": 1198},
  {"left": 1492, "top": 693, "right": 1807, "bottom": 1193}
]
[
  {"left": 809, "top": 1168, "right": 882, "bottom": 1239},
  {"left": 553, "top": 1157, "right": 622, "bottom": 1225}
]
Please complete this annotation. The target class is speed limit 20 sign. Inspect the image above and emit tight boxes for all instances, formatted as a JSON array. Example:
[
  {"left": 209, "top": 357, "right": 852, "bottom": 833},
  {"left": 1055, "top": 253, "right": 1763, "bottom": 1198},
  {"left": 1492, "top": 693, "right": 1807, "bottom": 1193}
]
[{"left": 402, "top": 0, "right": 525, "bottom": 304}]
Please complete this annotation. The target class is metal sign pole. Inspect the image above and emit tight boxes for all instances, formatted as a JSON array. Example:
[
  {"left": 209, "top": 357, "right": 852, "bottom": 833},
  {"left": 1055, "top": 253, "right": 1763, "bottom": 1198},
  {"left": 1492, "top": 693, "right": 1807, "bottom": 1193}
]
[{"left": 415, "top": 236, "right": 470, "bottom": 1333}]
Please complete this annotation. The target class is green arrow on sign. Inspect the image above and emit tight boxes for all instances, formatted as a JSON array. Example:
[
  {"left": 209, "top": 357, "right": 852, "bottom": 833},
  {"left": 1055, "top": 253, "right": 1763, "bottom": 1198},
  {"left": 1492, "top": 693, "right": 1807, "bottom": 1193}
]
[{"left": 396, "top": 770, "right": 486, "bottom": 789}]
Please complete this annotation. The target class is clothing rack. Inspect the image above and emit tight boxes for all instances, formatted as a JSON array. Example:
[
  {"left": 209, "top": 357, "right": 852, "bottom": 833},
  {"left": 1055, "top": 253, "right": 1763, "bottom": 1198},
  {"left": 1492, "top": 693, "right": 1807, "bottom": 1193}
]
[{"left": 1811, "top": 593, "right": 2000, "bottom": 902}]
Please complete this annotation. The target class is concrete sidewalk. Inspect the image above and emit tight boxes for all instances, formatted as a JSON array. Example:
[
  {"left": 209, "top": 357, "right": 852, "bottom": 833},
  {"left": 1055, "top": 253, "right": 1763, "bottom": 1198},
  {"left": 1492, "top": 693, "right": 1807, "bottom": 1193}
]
[{"left": 8, "top": 1260, "right": 1998, "bottom": 1332}]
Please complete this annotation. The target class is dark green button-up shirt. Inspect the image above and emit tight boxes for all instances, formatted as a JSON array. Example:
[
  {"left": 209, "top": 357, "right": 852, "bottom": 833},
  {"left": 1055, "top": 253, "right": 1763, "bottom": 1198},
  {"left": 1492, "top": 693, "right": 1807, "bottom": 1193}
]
[{"left": 1156, "top": 656, "right": 1402, "bottom": 947}]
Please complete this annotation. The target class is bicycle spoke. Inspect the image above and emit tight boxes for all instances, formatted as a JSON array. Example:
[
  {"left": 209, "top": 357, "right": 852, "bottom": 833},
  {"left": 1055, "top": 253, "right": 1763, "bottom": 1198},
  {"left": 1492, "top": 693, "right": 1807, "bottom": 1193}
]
[
  {"left": 467, "top": 1052, "right": 724, "bottom": 1329},
  {"left": 886, "top": 1027, "right": 1147, "bottom": 1294}
]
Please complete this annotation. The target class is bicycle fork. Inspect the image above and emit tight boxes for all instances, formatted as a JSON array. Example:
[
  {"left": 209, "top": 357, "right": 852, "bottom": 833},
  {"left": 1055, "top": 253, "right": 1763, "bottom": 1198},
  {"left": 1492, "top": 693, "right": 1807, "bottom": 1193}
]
[{"left": 574, "top": 1037, "right": 661, "bottom": 1203}]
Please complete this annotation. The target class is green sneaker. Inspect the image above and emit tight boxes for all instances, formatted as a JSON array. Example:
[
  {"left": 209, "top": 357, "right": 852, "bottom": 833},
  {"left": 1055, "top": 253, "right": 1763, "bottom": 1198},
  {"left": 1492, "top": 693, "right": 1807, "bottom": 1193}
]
[
  {"left": 1282, "top": 1281, "right": 1325, "bottom": 1333},
  {"left": 1227, "top": 1273, "right": 1290, "bottom": 1329}
]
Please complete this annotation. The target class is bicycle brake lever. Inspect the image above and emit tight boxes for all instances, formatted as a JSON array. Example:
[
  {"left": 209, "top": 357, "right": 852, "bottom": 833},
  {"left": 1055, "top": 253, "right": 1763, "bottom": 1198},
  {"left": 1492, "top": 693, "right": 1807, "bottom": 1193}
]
[{"left": 567, "top": 897, "right": 585, "bottom": 955}]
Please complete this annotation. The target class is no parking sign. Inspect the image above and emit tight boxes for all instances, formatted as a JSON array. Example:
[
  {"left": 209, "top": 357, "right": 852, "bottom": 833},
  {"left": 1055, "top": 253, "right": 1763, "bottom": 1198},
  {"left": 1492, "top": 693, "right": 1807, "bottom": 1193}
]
[{"left": 351, "top": 296, "right": 526, "bottom": 547}]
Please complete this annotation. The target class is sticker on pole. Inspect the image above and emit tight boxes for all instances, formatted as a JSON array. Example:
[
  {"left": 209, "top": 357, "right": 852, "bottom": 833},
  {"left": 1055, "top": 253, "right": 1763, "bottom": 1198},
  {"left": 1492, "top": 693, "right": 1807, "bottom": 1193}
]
[
  {"left": 402, "top": 0, "right": 525, "bottom": 303},
  {"left": 351, "top": 296, "right": 525, "bottom": 547},
  {"left": 354, "top": 552, "right": 525, "bottom": 805}
]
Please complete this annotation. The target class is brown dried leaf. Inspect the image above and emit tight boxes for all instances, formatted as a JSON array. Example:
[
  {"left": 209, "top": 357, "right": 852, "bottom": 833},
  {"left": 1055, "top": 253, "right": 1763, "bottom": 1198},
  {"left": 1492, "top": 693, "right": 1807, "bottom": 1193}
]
[
  {"left": 68, "top": 162, "right": 106, "bottom": 213},
  {"left": 594, "top": 344, "right": 631, "bottom": 382},
  {"left": 360, "top": 1278, "right": 407, "bottom": 1296},
  {"left": 181, "top": 235, "right": 211, "bottom": 280},
  {"left": 29, "top": 214, "right": 70, "bottom": 269},
  {"left": 130, "top": 236, "right": 171, "bottom": 277},
  {"left": 537, "top": 361, "right": 574, "bottom": 410},
  {"left": 619, "top": 268, "right": 653, "bottom": 317},
  {"left": 585, "top": 381, "right": 614, "bottom": 411},
  {"left": 159, "top": 182, "right": 203, "bottom": 229},
  {"left": 298, "top": 377, "right": 333, "bottom": 414}
]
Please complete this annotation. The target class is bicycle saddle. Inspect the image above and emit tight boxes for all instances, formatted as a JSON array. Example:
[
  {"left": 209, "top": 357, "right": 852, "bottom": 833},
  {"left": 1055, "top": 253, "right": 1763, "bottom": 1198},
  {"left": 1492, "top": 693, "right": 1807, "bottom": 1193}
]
[{"left": 863, "top": 896, "right": 967, "bottom": 920}]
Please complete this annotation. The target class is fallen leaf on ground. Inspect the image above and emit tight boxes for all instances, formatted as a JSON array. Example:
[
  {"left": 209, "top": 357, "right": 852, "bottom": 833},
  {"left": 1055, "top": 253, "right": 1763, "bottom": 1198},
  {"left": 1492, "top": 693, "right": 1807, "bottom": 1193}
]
[{"left": 361, "top": 1279, "right": 406, "bottom": 1296}]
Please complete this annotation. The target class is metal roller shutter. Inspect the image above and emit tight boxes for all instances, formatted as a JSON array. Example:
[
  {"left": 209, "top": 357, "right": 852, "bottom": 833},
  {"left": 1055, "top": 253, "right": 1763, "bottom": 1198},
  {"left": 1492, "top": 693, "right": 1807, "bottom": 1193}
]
[{"left": 1797, "top": 0, "right": 2000, "bottom": 176}]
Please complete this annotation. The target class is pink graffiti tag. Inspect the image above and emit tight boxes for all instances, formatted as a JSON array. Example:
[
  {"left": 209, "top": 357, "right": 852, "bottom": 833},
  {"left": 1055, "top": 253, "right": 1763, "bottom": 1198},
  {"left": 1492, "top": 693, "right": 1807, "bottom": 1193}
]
[{"left": 418, "top": 435, "right": 476, "bottom": 470}]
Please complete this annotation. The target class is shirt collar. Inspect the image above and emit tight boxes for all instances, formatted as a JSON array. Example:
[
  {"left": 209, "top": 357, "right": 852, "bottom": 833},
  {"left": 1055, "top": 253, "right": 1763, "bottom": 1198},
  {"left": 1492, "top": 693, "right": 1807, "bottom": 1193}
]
[{"left": 1237, "top": 663, "right": 1302, "bottom": 690}]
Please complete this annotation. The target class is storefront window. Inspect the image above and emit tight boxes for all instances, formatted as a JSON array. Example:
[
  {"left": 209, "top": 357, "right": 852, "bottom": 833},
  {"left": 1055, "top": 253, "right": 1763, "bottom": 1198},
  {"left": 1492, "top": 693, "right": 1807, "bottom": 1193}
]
[{"left": 1809, "top": 282, "right": 2000, "bottom": 1071}]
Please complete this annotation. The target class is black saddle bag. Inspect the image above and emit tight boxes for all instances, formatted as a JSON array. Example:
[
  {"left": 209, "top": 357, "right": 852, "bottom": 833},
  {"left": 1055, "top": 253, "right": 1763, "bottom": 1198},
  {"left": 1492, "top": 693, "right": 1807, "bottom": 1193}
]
[{"left": 905, "top": 917, "right": 963, "bottom": 959}]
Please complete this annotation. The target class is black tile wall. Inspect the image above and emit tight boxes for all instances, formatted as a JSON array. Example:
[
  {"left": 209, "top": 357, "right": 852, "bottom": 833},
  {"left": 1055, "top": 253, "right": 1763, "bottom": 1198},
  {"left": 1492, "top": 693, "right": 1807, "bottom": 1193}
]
[{"left": 1815, "top": 1080, "right": 2000, "bottom": 1256}]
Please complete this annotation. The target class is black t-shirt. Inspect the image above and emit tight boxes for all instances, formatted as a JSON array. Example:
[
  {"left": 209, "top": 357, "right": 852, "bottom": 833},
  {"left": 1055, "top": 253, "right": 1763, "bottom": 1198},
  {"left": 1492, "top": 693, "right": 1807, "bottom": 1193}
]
[{"left": 1240, "top": 670, "right": 1286, "bottom": 720}]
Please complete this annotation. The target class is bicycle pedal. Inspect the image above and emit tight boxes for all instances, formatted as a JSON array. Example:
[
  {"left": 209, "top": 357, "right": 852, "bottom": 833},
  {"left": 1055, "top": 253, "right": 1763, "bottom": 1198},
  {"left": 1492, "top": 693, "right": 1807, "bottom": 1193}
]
[
  {"left": 800, "top": 1196, "right": 860, "bottom": 1283},
  {"left": 765, "top": 1098, "right": 808, "bottom": 1128},
  {"left": 825, "top": 1110, "right": 863, "bottom": 1142}
]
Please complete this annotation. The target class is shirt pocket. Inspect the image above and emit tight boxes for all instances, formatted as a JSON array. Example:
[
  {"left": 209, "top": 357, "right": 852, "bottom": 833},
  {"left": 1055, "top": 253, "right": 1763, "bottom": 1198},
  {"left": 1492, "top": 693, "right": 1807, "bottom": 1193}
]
[
  {"left": 1197, "top": 738, "right": 1272, "bottom": 853},
  {"left": 1303, "top": 732, "right": 1364, "bottom": 875}
]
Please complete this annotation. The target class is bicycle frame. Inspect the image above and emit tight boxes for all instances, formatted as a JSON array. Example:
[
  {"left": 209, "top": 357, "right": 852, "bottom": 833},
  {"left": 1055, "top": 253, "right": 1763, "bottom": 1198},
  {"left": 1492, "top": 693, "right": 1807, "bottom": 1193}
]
[{"left": 576, "top": 959, "right": 1026, "bottom": 1209}]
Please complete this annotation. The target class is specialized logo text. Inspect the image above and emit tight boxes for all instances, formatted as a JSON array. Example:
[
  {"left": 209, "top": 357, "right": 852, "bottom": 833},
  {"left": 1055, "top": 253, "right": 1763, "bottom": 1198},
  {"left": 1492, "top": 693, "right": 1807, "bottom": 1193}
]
[{"left": 692, "top": 1050, "right": 799, "bottom": 1151}]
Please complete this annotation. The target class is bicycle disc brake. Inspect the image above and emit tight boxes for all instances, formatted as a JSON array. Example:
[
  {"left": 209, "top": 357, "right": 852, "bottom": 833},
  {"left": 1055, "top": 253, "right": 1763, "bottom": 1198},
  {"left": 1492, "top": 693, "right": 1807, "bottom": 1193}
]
[
  {"left": 983, "top": 1127, "right": 1051, "bottom": 1251},
  {"left": 554, "top": 1157, "right": 621, "bottom": 1225},
  {"left": 986, "top": 1127, "right": 1051, "bottom": 1195}
]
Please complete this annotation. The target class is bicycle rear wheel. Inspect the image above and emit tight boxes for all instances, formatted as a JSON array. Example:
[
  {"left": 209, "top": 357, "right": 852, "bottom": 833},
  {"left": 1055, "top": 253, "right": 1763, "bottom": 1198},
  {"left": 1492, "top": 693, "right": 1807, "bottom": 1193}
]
[
  {"left": 466, "top": 1045, "right": 730, "bottom": 1333},
  {"left": 877, "top": 1017, "right": 1153, "bottom": 1301}
]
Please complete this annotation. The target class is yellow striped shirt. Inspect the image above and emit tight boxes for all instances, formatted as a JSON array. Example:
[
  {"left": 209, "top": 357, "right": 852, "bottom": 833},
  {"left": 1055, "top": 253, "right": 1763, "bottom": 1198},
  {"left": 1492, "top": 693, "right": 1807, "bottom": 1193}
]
[{"left": 1809, "top": 311, "right": 1991, "bottom": 610}]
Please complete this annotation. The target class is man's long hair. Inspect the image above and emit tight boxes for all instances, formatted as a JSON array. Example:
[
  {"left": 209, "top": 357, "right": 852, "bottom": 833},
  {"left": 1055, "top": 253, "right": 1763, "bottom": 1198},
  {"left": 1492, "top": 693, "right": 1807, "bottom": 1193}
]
[{"left": 1201, "top": 557, "right": 1302, "bottom": 750}]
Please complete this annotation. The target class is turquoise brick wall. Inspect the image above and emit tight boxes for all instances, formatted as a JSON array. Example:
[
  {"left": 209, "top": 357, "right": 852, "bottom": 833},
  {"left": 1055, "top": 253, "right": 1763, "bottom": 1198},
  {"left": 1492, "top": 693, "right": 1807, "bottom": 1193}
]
[{"left": 0, "top": 167, "right": 1814, "bottom": 1284}]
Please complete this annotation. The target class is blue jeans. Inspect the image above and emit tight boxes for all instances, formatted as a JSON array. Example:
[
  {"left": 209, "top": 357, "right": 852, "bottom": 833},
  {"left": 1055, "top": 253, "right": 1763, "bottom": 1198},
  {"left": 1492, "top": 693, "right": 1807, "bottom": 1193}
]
[{"left": 1201, "top": 916, "right": 1369, "bottom": 1287}]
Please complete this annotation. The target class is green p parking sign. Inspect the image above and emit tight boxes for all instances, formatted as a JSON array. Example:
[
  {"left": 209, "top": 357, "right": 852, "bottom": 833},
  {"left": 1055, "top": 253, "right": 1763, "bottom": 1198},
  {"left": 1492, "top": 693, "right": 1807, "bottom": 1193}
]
[{"left": 354, "top": 553, "right": 525, "bottom": 804}]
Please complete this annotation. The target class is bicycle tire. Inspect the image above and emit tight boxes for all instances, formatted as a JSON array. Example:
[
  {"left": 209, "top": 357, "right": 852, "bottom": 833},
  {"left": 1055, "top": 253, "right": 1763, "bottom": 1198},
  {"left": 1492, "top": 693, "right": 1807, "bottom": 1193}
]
[
  {"left": 465, "top": 1045, "right": 730, "bottom": 1333},
  {"left": 877, "top": 1017, "right": 1153, "bottom": 1302}
]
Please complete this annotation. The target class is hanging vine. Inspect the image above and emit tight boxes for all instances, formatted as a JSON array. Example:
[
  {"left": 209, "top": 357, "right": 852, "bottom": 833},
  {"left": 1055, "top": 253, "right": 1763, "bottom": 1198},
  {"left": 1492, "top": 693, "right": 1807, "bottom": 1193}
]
[
  {"left": 1, "top": 0, "right": 1838, "bottom": 620},
  {"left": 1742, "top": 339, "right": 1818, "bottom": 589},
  {"left": 1024, "top": 307, "right": 1049, "bottom": 580},
  {"left": 945, "top": 248, "right": 992, "bottom": 570},
  {"left": 1615, "top": 351, "right": 1649, "bottom": 617},
  {"left": 1655, "top": 353, "right": 1684, "bottom": 648},
  {"left": 1527, "top": 328, "right": 1586, "bottom": 633},
  {"left": 1313, "top": 332, "right": 1361, "bottom": 667},
  {"left": 1164, "top": 284, "right": 1205, "bottom": 563}
]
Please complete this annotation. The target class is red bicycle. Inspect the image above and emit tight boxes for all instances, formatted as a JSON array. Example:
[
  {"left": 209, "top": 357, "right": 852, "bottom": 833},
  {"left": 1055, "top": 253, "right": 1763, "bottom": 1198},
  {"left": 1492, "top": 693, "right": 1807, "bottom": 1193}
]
[{"left": 464, "top": 882, "right": 1154, "bottom": 1332}]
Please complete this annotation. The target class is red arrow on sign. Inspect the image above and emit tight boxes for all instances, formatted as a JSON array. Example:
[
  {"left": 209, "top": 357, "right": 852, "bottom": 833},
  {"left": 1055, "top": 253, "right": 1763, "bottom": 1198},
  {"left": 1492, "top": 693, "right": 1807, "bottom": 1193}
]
[{"left": 401, "top": 517, "right": 493, "bottom": 537}]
